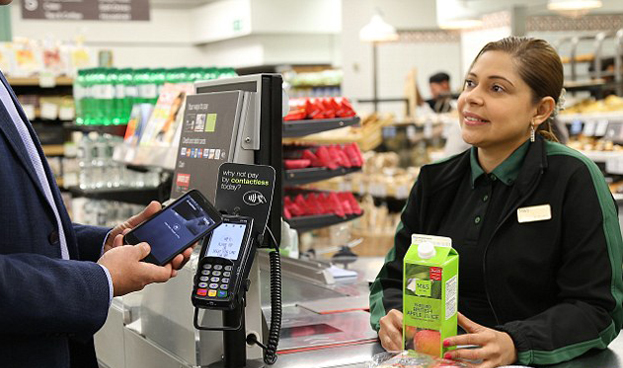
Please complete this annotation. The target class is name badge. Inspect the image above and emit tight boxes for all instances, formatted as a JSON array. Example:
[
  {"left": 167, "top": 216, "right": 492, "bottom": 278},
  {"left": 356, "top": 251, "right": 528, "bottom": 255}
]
[{"left": 517, "top": 204, "right": 552, "bottom": 223}]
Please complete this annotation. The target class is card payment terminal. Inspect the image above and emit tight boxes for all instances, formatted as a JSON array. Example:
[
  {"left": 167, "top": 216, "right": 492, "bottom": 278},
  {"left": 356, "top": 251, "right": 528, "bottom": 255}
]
[{"left": 192, "top": 215, "right": 254, "bottom": 310}]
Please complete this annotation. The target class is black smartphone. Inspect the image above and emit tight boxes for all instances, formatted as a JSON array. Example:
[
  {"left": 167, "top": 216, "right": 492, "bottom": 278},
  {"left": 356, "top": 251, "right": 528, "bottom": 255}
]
[
  {"left": 192, "top": 215, "right": 254, "bottom": 310},
  {"left": 124, "top": 189, "right": 223, "bottom": 266}
]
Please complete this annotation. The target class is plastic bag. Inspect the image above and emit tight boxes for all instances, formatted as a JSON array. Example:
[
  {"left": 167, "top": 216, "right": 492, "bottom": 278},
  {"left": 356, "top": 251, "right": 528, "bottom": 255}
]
[{"left": 368, "top": 351, "right": 468, "bottom": 368}]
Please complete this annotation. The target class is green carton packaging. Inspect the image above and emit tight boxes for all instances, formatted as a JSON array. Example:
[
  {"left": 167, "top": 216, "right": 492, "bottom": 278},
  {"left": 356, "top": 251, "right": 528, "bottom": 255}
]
[{"left": 403, "top": 234, "right": 458, "bottom": 357}]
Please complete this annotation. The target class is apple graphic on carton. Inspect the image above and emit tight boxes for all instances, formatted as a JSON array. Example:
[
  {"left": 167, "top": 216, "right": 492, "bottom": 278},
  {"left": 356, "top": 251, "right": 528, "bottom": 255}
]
[{"left": 414, "top": 329, "right": 441, "bottom": 356}]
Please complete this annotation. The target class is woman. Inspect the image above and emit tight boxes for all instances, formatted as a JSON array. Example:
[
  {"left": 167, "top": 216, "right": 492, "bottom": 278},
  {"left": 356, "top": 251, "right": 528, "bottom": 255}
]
[{"left": 369, "top": 36, "right": 623, "bottom": 367}]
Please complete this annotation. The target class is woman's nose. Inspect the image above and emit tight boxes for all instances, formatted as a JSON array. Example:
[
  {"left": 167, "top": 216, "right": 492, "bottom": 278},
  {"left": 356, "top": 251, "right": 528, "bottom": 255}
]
[{"left": 464, "top": 87, "right": 484, "bottom": 105}]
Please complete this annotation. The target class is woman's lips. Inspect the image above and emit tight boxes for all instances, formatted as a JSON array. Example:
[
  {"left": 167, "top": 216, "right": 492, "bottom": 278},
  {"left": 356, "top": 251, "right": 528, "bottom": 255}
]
[{"left": 463, "top": 112, "right": 489, "bottom": 126}]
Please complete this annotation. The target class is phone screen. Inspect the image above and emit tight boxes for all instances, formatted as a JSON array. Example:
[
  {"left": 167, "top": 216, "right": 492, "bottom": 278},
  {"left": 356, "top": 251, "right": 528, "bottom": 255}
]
[
  {"left": 131, "top": 194, "right": 218, "bottom": 264},
  {"left": 204, "top": 222, "right": 247, "bottom": 260}
]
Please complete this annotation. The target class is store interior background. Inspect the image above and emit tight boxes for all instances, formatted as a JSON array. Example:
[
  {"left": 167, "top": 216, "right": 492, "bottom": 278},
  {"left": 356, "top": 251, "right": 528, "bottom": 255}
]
[{"left": 2, "top": 0, "right": 623, "bottom": 259}]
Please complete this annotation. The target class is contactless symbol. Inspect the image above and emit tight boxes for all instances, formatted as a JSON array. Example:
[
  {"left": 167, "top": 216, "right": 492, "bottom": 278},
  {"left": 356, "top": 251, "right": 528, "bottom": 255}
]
[{"left": 243, "top": 190, "right": 267, "bottom": 206}]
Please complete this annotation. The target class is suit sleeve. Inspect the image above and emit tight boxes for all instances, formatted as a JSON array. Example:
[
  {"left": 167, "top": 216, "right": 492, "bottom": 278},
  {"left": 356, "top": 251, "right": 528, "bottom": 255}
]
[
  {"left": 0, "top": 253, "right": 110, "bottom": 336},
  {"left": 73, "top": 224, "right": 111, "bottom": 262},
  {"left": 369, "top": 178, "right": 423, "bottom": 331},
  {"left": 499, "top": 163, "right": 623, "bottom": 366}
]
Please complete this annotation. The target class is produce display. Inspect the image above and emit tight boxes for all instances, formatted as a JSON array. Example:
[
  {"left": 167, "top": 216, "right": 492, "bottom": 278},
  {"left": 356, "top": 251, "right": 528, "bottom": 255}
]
[
  {"left": 284, "top": 97, "right": 356, "bottom": 121},
  {"left": 284, "top": 143, "right": 364, "bottom": 170},
  {"left": 284, "top": 191, "right": 362, "bottom": 219}
]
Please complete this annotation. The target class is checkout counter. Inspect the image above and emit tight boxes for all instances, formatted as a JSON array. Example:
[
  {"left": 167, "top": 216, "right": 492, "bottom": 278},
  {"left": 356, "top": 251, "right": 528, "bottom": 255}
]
[{"left": 94, "top": 253, "right": 623, "bottom": 368}]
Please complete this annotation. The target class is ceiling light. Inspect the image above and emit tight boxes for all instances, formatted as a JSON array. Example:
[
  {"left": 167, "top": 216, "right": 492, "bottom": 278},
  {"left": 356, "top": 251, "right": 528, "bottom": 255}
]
[
  {"left": 547, "top": 0, "right": 603, "bottom": 18},
  {"left": 359, "top": 14, "right": 398, "bottom": 43},
  {"left": 436, "top": 0, "right": 483, "bottom": 30}
]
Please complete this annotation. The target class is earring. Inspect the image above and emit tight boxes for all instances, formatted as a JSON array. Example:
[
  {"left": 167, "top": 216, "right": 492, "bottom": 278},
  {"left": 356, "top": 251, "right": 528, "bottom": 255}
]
[{"left": 530, "top": 122, "right": 536, "bottom": 142}]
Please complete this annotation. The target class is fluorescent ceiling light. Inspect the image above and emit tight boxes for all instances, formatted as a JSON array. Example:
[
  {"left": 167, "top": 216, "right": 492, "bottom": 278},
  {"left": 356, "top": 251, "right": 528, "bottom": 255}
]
[
  {"left": 436, "top": 0, "right": 483, "bottom": 30},
  {"left": 359, "top": 14, "right": 399, "bottom": 43},
  {"left": 547, "top": 0, "right": 603, "bottom": 17}
]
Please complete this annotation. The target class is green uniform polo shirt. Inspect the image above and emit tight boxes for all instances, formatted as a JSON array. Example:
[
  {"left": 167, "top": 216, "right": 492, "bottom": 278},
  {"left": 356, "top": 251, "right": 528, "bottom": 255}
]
[{"left": 436, "top": 139, "right": 530, "bottom": 327}]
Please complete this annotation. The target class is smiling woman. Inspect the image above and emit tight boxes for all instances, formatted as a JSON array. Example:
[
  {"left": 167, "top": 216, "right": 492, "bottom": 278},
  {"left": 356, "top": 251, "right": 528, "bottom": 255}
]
[{"left": 370, "top": 36, "right": 623, "bottom": 368}]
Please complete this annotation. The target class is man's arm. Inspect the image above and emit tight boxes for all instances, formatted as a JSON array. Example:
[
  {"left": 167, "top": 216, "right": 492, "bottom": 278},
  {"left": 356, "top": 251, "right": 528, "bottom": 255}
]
[{"left": 0, "top": 253, "right": 109, "bottom": 336}]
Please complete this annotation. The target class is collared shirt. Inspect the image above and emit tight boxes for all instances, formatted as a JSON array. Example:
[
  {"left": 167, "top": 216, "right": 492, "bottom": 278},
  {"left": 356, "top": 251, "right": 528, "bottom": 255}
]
[{"left": 436, "top": 140, "right": 530, "bottom": 327}]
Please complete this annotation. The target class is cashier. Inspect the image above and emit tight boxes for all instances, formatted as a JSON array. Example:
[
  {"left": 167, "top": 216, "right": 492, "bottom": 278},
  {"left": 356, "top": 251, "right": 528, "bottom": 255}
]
[{"left": 369, "top": 36, "right": 623, "bottom": 367}]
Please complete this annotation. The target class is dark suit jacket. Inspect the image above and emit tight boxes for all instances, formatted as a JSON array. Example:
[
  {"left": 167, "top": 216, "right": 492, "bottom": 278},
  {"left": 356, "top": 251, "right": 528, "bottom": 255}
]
[{"left": 0, "top": 71, "right": 111, "bottom": 368}]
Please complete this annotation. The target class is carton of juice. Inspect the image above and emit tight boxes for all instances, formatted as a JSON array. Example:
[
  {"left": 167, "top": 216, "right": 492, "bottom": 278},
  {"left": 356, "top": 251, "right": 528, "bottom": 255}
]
[{"left": 403, "top": 234, "right": 458, "bottom": 357}]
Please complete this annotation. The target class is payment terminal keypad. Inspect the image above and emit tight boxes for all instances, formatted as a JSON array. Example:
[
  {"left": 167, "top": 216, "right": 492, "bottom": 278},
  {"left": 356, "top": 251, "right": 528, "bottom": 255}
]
[{"left": 195, "top": 257, "right": 234, "bottom": 301}]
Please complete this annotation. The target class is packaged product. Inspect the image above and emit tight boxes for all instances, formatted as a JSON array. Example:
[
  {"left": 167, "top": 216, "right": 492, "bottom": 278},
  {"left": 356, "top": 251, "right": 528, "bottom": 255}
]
[{"left": 403, "top": 235, "right": 458, "bottom": 357}]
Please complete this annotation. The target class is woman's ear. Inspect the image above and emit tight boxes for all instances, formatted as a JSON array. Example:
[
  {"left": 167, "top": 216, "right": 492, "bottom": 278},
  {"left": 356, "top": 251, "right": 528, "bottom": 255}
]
[{"left": 533, "top": 96, "right": 556, "bottom": 127}]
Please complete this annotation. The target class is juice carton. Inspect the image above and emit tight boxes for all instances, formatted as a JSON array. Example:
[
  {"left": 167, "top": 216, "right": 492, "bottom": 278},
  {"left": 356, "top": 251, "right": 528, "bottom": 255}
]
[{"left": 403, "top": 234, "right": 458, "bottom": 357}]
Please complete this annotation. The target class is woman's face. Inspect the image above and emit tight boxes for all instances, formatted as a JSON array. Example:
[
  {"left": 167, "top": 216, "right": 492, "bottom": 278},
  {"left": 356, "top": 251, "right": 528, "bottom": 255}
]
[{"left": 458, "top": 50, "right": 538, "bottom": 151}]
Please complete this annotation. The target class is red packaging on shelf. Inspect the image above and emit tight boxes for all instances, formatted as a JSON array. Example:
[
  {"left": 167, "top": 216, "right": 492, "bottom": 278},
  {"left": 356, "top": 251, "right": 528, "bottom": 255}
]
[
  {"left": 316, "top": 146, "right": 339, "bottom": 170},
  {"left": 295, "top": 194, "right": 309, "bottom": 216},
  {"left": 284, "top": 159, "right": 312, "bottom": 170},
  {"left": 301, "top": 149, "right": 322, "bottom": 167},
  {"left": 344, "top": 143, "right": 364, "bottom": 167},
  {"left": 328, "top": 192, "right": 346, "bottom": 218}
]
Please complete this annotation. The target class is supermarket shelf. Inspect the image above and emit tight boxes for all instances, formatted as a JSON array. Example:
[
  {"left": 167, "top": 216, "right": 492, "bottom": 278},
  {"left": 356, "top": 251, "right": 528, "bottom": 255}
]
[
  {"left": 284, "top": 167, "right": 361, "bottom": 186},
  {"left": 579, "top": 150, "right": 621, "bottom": 162},
  {"left": 67, "top": 186, "right": 160, "bottom": 206},
  {"left": 7, "top": 76, "right": 73, "bottom": 87},
  {"left": 287, "top": 212, "right": 362, "bottom": 233},
  {"left": 67, "top": 123, "right": 128, "bottom": 136},
  {"left": 559, "top": 112, "right": 623, "bottom": 124},
  {"left": 283, "top": 116, "right": 360, "bottom": 138},
  {"left": 564, "top": 80, "right": 623, "bottom": 93},
  {"left": 42, "top": 144, "right": 65, "bottom": 156}
]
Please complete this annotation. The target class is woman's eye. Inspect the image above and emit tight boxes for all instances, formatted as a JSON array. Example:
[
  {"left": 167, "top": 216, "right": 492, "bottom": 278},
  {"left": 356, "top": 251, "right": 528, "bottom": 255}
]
[
  {"left": 464, "top": 79, "right": 475, "bottom": 88},
  {"left": 492, "top": 85, "right": 504, "bottom": 92}
]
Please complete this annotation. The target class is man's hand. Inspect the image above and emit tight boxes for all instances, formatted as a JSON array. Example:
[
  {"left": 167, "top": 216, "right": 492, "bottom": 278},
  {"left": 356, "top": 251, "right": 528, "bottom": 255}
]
[
  {"left": 98, "top": 235, "right": 173, "bottom": 296},
  {"left": 379, "top": 309, "right": 404, "bottom": 351},
  {"left": 103, "top": 201, "right": 161, "bottom": 253},
  {"left": 442, "top": 313, "right": 517, "bottom": 368}
]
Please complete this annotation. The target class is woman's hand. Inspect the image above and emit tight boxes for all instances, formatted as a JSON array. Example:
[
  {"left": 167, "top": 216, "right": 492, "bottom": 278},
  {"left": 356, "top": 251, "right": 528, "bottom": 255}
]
[
  {"left": 379, "top": 309, "right": 404, "bottom": 351},
  {"left": 443, "top": 313, "right": 517, "bottom": 368}
]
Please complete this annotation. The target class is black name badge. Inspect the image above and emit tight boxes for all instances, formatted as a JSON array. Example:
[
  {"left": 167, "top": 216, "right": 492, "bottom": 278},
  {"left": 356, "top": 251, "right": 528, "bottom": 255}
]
[{"left": 215, "top": 163, "right": 276, "bottom": 237}]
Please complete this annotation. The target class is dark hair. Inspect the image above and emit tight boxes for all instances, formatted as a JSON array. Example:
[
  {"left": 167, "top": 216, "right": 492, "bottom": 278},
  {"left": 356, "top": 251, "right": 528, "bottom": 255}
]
[
  {"left": 470, "top": 36, "right": 563, "bottom": 142},
  {"left": 429, "top": 72, "right": 450, "bottom": 84}
]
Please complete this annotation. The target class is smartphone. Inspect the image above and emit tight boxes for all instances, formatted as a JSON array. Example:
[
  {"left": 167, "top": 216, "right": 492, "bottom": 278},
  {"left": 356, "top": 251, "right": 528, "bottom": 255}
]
[
  {"left": 192, "top": 215, "right": 254, "bottom": 310},
  {"left": 124, "top": 189, "right": 223, "bottom": 266}
]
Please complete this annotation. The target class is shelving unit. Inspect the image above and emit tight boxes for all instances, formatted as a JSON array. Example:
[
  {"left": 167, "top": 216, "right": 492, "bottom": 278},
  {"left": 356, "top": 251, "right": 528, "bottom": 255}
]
[
  {"left": 283, "top": 116, "right": 360, "bottom": 138},
  {"left": 42, "top": 144, "right": 65, "bottom": 157},
  {"left": 67, "top": 186, "right": 161, "bottom": 206},
  {"left": 283, "top": 115, "right": 363, "bottom": 232},
  {"left": 287, "top": 213, "right": 362, "bottom": 233},
  {"left": 284, "top": 167, "right": 361, "bottom": 186},
  {"left": 7, "top": 76, "right": 74, "bottom": 87}
]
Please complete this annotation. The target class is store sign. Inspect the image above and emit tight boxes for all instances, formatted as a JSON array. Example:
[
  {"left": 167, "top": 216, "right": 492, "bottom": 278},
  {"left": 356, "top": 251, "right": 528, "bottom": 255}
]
[{"left": 21, "top": 0, "right": 150, "bottom": 21}]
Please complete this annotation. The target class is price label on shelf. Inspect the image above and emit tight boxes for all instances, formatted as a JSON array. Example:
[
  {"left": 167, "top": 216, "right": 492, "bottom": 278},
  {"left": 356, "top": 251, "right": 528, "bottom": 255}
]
[
  {"left": 583, "top": 121, "right": 597, "bottom": 136},
  {"left": 40, "top": 102, "right": 58, "bottom": 120},
  {"left": 606, "top": 157, "right": 623, "bottom": 175},
  {"left": 38, "top": 72, "right": 56, "bottom": 88},
  {"left": 595, "top": 120, "right": 609, "bottom": 137},
  {"left": 59, "top": 107, "right": 75, "bottom": 121}
]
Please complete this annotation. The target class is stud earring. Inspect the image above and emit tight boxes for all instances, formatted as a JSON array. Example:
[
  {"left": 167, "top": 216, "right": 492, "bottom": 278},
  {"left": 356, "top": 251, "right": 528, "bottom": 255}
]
[{"left": 530, "top": 122, "right": 536, "bottom": 143}]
